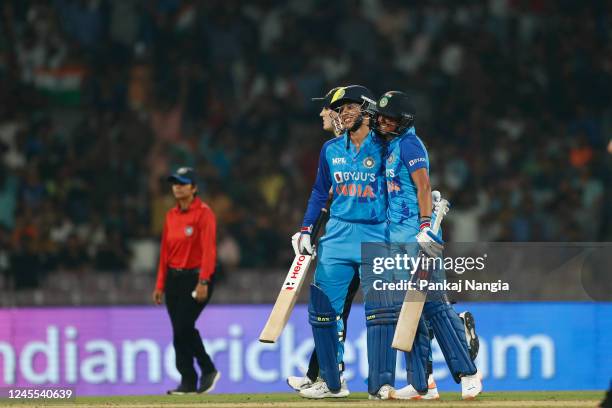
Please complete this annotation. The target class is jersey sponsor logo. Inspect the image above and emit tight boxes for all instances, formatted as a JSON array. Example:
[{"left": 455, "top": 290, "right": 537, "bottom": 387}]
[
  {"left": 333, "top": 171, "right": 376, "bottom": 183},
  {"left": 185, "top": 226, "right": 194, "bottom": 236},
  {"left": 408, "top": 157, "right": 426, "bottom": 167},
  {"left": 332, "top": 157, "right": 347, "bottom": 165},
  {"left": 386, "top": 169, "right": 395, "bottom": 178},
  {"left": 363, "top": 157, "right": 375, "bottom": 168},
  {"left": 336, "top": 183, "right": 375, "bottom": 198}
]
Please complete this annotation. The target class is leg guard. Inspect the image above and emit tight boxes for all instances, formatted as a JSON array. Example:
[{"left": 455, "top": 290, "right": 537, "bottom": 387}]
[
  {"left": 365, "top": 289, "right": 397, "bottom": 395},
  {"left": 404, "top": 316, "right": 430, "bottom": 394},
  {"left": 309, "top": 284, "right": 341, "bottom": 392},
  {"left": 424, "top": 301, "right": 477, "bottom": 383}
]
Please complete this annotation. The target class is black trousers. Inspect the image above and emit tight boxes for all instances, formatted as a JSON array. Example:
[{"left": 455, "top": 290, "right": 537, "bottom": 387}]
[
  {"left": 306, "top": 270, "right": 361, "bottom": 381},
  {"left": 165, "top": 270, "right": 216, "bottom": 388}
]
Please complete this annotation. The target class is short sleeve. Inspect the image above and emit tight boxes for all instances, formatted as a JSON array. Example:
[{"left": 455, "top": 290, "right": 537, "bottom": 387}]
[{"left": 399, "top": 137, "right": 428, "bottom": 173}]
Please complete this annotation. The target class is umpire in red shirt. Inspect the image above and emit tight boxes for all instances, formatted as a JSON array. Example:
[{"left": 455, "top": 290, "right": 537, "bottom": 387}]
[{"left": 152, "top": 167, "right": 220, "bottom": 395}]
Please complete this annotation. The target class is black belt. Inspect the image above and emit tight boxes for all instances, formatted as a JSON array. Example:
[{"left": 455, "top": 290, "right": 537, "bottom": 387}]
[{"left": 168, "top": 267, "right": 199, "bottom": 274}]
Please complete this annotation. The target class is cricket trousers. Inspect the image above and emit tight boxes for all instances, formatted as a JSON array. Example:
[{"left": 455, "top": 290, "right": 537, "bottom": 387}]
[{"left": 165, "top": 268, "right": 216, "bottom": 388}]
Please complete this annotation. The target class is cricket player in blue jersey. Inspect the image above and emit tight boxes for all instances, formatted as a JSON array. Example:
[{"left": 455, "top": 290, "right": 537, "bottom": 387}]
[
  {"left": 374, "top": 91, "right": 482, "bottom": 400},
  {"left": 295, "top": 85, "right": 391, "bottom": 399},
  {"left": 287, "top": 87, "right": 361, "bottom": 392}
]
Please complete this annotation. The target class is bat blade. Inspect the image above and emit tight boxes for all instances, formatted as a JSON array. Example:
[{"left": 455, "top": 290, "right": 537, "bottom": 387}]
[
  {"left": 392, "top": 199, "right": 449, "bottom": 352},
  {"left": 392, "top": 289, "right": 426, "bottom": 351},
  {"left": 259, "top": 254, "right": 313, "bottom": 343}
]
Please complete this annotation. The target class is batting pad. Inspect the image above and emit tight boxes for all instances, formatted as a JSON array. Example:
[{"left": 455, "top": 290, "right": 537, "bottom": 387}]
[
  {"left": 424, "top": 301, "right": 477, "bottom": 383},
  {"left": 309, "top": 284, "right": 341, "bottom": 392},
  {"left": 403, "top": 316, "right": 430, "bottom": 393},
  {"left": 365, "top": 289, "right": 398, "bottom": 395}
]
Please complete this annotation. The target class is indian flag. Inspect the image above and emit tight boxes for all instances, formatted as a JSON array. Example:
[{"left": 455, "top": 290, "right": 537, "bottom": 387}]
[{"left": 33, "top": 66, "right": 86, "bottom": 106}]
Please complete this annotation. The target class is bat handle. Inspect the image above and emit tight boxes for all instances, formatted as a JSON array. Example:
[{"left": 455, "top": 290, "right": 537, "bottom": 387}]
[{"left": 431, "top": 199, "right": 449, "bottom": 235}]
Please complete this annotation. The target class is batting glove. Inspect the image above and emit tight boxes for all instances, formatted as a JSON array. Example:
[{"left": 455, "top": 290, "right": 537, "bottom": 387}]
[
  {"left": 416, "top": 226, "right": 444, "bottom": 258},
  {"left": 298, "top": 226, "right": 314, "bottom": 255}
]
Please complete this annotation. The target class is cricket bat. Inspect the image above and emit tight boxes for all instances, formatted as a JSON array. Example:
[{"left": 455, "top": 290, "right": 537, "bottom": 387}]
[
  {"left": 391, "top": 198, "right": 449, "bottom": 352},
  {"left": 259, "top": 201, "right": 330, "bottom": 343}
]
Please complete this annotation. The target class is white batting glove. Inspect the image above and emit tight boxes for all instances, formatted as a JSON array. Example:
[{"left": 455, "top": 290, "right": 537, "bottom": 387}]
[
  {"left": 299, "top": 225, "right": 314, "bottom": 255},
  {"left": 291, "top": 232, "right": 301, "bottom": 256},
  {"left": 416, "top": 227, "right": 444, "bottom": 258}
]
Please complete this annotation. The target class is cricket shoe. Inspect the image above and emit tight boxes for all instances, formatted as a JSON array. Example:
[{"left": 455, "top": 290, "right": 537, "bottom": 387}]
[
  {"left": 298, "top": 377, "right": 349, "bottom": 399},
  {"left": 197, "top": 370, "right": 220, "bottom": 394},
  {"left": 459, "top": 311, "right": 480, "bottom": 361},
  {"left": 167, "top": 384, "right": 197, "bottom": 395},
  {"left": 368, "top": 384, "right": 394, "bottom": 400},
  {"left": 391, "top": 375, "right": 439, "bottom": 400},
  {"left": 461, "top": 369, "right": 483, "bottom": 400},
  {"left": 287, "top": 375, "right": 314, "bottom": 391}
]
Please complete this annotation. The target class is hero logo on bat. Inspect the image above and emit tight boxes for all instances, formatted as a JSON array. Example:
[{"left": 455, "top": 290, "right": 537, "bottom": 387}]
[{"left": 283, "top": 255, "right": 307, "bottom": 291}]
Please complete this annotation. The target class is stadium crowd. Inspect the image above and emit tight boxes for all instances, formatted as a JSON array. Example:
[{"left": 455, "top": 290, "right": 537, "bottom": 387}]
[{"left": 0, "top": 0, "right": 610, "bottom": 292}]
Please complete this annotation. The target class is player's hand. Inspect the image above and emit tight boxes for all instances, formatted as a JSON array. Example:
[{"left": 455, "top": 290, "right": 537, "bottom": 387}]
[
  {"left": 298, "top": 232, "right": 313, "bottom": 255},
  {"left": 416, "top": 226, "right": 444, "bottom": 258},
  {"left": 291, "top": 232, "right": 301, "bottom": 256},
  {"left": 194, "top": 282, "right": 208, "bottom": 303},
  {"left": 152, "top": 289, "right": 163, "bottom": 305}
]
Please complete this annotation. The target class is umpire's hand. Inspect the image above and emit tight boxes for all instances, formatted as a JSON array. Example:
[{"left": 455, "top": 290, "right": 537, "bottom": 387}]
[
  {"left": 194, "top": 282, "right": 209, "bottom": 303},
  {"left": 152, "top": 289, "right": 163, "bottom": 305}
]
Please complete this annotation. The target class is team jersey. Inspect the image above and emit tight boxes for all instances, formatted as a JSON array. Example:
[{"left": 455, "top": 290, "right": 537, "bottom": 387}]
[
  {"left": 302, "top": 130, "right": 387, "bottom": 226},
  {"left": 385, "top": 127, "right": 429, "bottom": 226}
]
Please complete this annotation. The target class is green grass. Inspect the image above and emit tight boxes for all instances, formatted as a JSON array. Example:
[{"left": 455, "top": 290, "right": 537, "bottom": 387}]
[{"left": 1, "top": 391, "right": 605, "bottom": 407}]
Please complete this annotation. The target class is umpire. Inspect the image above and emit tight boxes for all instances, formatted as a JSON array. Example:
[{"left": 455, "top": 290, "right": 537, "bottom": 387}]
[{"left": 152, "top": 167, "right": 220, "bottom": 395}]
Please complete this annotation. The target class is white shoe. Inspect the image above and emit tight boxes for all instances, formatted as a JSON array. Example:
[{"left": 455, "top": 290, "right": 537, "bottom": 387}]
[
  {"left": 461, "top": 370, "right": 483, "bottom": 400},
  {"left": 298, "top": 378, "right": 349, "bottom": 399},
  {"left": 368, "top": 384, "right": 394, "bottom": 400},
  {"left": 286, "top": 375, "right": 313, "bottom": 391},
  {"left": 391, "top": 375, "right": 439, "bottom": 400}
]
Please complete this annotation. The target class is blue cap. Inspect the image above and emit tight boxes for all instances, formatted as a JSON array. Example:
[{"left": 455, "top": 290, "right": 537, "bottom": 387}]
[{"left": 167, "top": 167, "right": 197, "bottom": 185}]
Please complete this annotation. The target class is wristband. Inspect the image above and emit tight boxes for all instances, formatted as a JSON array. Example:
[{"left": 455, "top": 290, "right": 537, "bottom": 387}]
[
  {"left": 301, "top": 225, "right": 313, "bottom": 234},
  {"left": 419, "top": 216, "right": 431, "bottom": 230},
  {"left": 199, "top": 279, "right": 210, "bottom": 286}
]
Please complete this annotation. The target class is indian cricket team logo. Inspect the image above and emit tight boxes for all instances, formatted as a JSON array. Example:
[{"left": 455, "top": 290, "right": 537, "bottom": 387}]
[
  {"left": 379, "top": 97, "right": 389, "bottom": 107},
  {"left": 387, "top": 154, "right": 394, "bottom": 164},
  {"left": 363, "top": 157, "right": 375, "bottom": 168},
  {"left": 185, "top": 226, "right": 194, "bottom": 236}
]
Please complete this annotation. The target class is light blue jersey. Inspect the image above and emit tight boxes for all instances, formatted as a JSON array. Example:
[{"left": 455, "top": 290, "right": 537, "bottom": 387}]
[
  {"left": 385, "top": 127, "right": 429, "bottom": 229},
  {"left": 302, "top": 130, "right": 387, "bottom": 227}
]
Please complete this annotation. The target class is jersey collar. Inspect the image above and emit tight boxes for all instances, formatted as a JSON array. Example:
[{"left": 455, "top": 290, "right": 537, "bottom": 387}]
[{"left": 174, "top": 196, "right": 202, "bottom": 213}]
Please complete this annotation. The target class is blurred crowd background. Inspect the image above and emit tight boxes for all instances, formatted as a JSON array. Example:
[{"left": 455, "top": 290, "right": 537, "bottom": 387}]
[{"left": 0, "top": 0, "right": 610, "bottom": 304}]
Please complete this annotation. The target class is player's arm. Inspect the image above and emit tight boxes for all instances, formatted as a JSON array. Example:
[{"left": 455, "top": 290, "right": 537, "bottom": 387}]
[
  {"left": 294, "top": 145, "right": 332, "bottom": 255},
  {"left": 411, "top": 168, "right": 432, "bottom": 229},
  {"left": 152, "top": 220, "right": 169, "bottom": 304},
  {"left": 401, "top": 139, "right": 442, "bottom": 257}
]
